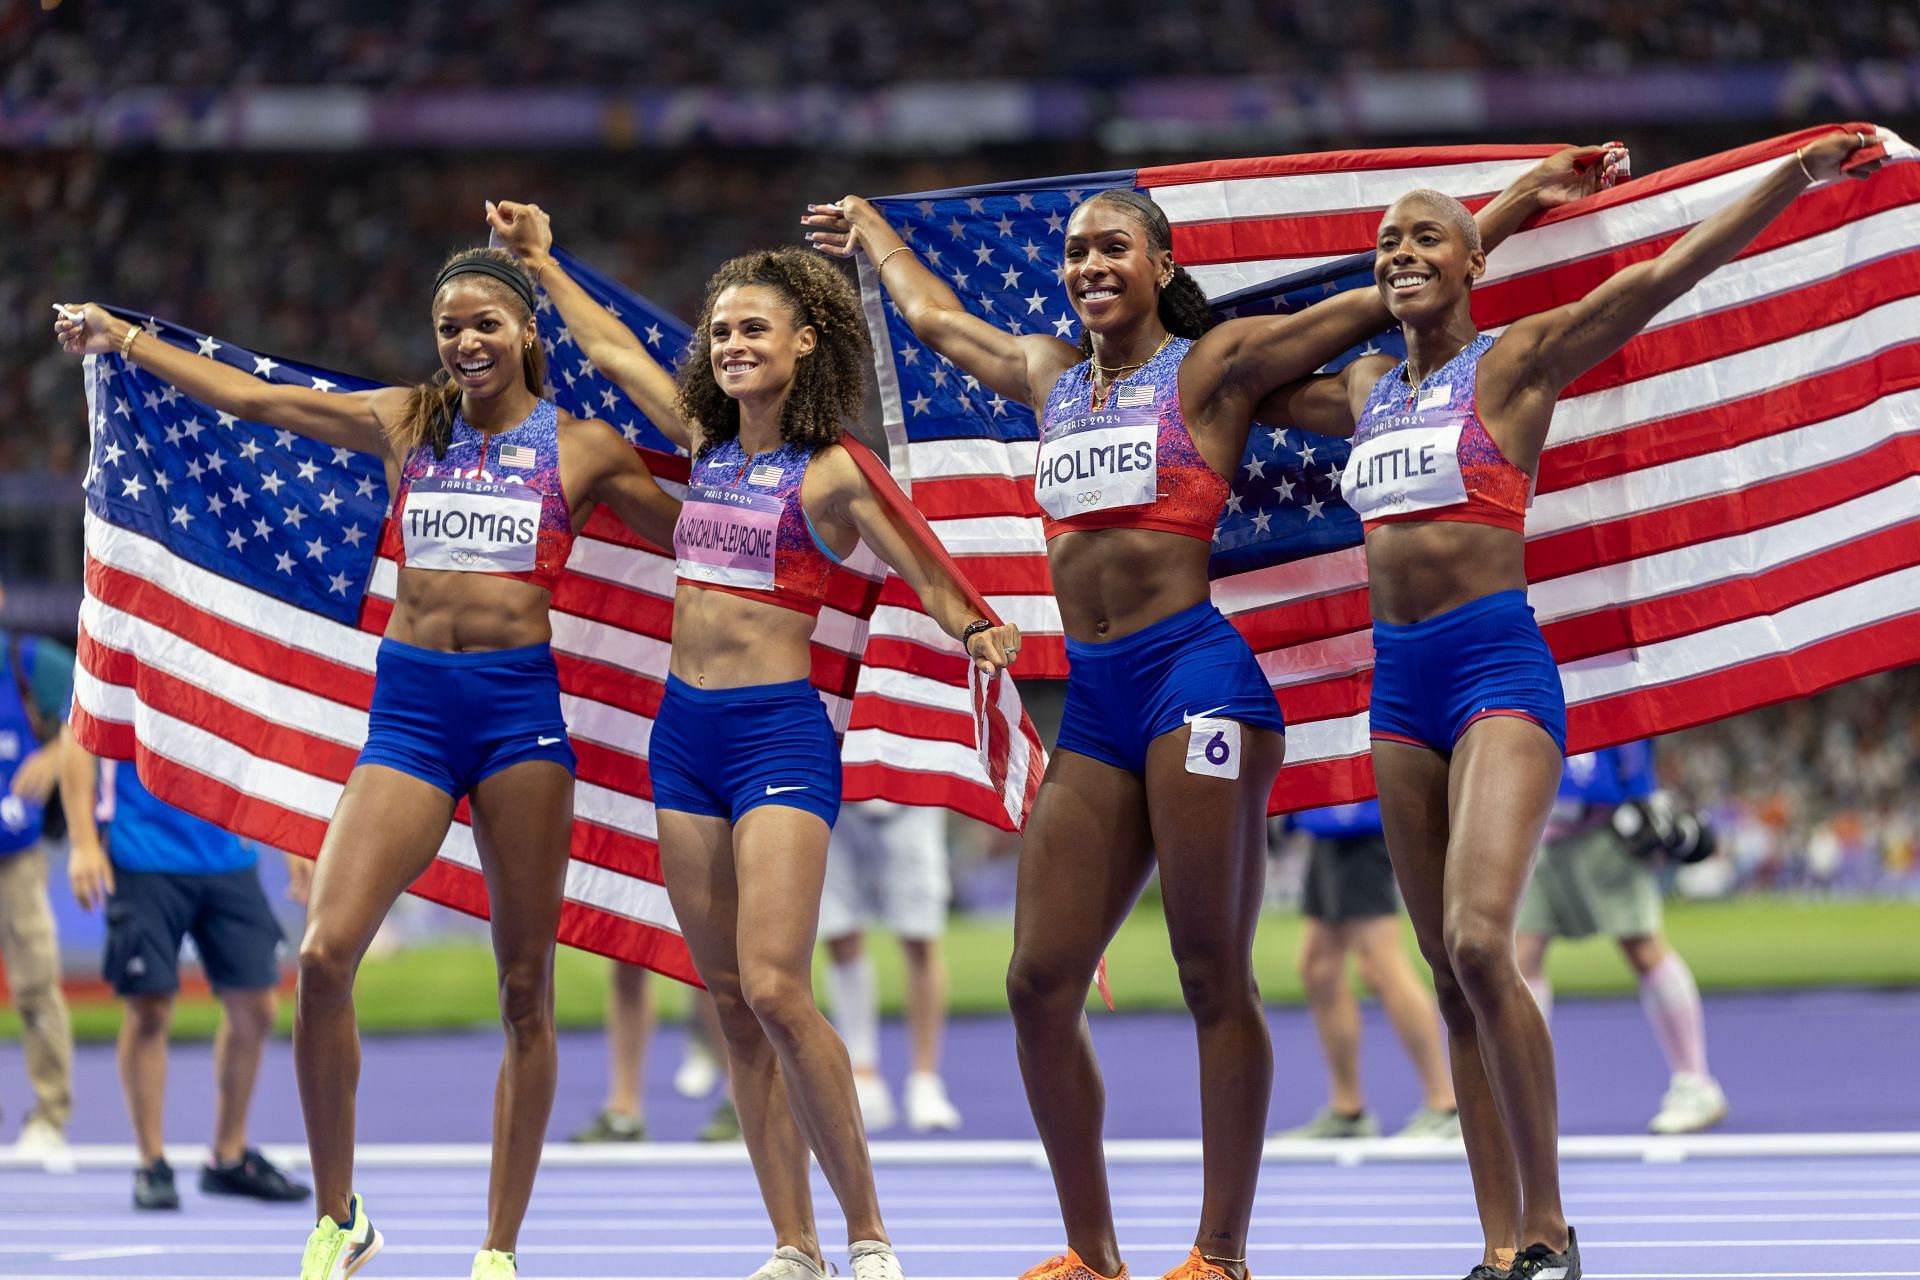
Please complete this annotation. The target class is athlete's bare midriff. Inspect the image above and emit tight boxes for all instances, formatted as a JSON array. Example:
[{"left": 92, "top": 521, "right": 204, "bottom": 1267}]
[
  {"left": 1048, "top": 526, "right": 1213, "bottom": 641},
  {"left": 1364, "top": 521, "right": 1528, "bottom": 625},
  {"left": 668, "top": 585, "right": 817, "bottom": 688},
  {"left": 384, "top": 569, "right": 554, "bottom": 651}
]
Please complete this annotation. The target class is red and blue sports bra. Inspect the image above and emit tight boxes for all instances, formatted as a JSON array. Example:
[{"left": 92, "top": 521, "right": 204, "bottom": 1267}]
[
  {"left": 1034, "top": 336, "right": 1229, "bottom": 543},
  {"left": 391, "top": 398, "right": 576, "bottom": 592},
  {"left": 1340, "top": 334, "right": 1530, "bottom": 535},
  {"left": 673, "top": 436, "right": 845, "bottom": 617}
]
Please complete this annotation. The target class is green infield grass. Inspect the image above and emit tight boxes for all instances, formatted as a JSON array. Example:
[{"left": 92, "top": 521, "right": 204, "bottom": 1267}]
[{"left": 10, "top": 895, "right": 1915, "bottom": 1043}]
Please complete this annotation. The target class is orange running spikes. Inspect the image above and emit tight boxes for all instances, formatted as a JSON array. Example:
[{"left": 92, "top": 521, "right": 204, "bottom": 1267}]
[
  {"left": 1159, "top": 1249, "right": 1249, "bottom": 1280},
  {"left": 1017, "top": 1250, "right": 1129, "bottom": 1280}
]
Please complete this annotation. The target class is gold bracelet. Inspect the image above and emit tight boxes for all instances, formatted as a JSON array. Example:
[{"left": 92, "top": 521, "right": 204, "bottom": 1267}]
[
  {"left": 1795, "top": 147, "right": 1815, "bottom": 183},
  {"left": 876, "top": 244, "right": 912, "bottom": 271},
  {"left": 119, "top": 325, "right": 140, "bottom": 358}
]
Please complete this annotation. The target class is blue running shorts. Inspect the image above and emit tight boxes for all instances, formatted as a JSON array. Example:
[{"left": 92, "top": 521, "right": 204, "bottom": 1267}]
[
  {"left": 357, "top": 638, "right": 577, "bottom": 797},
  {"left": 1368, "top": 588, "right": 1568, "bottom": 754},
  {"left": 1057, "top": 598, "right": 1286, "bottom": 776},
  {"left": 649, "top": 675, "right": 841, "bottom": 828}
]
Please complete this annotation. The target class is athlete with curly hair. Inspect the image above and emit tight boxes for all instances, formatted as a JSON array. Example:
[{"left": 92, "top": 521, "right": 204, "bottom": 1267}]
[
  {"left": 802, "top": 148, "right": 1616, "bottom": 1280},
  {"left": 485, "top": 200, "right": 1017, "bottom": 1280},
  {"left": 58, "top": 247, "right": 681, "bottom": 1280}
]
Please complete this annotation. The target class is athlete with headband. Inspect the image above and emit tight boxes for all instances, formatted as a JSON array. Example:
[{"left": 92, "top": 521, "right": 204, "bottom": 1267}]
[{"left": 57, "top": 247, "right": 680, "bottom": 1280}]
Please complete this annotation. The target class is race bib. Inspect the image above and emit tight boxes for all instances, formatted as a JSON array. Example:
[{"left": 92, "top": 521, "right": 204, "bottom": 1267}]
[
  {"left": 402, "top": 477, "right": 541, "bottom": 573},
  {"left": 1034, "top": 403, "right": 1158, "bottom": 521},
  {"left": 675, "top": 485, "right": 781, "bottom": 590},
  {"left": 1185, "top": 714, "right": 1242, "bottom": 780},
  {"left": 1340, "top": 423, "right": 1469, "bottom": 522}
]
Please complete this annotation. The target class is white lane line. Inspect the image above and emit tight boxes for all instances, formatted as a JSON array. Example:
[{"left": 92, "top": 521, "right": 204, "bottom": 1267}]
[
  {"left": 12, "top": 1237, "right": 1920, "bottom": 1256},
  {"left": 47, "top": 1246, "right": 164, "bottom": 1262},
  {"left": 15, "top": 1209, "right": 1920, "bottom": 1234}
]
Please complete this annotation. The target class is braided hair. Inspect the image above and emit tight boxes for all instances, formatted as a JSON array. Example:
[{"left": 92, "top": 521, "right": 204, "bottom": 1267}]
[
  {"left": 677, "top": 248, "right": 870, "bottom": 457},
  {"left": 1073, "top": 189, "right": 1216, "bottom": 358}
]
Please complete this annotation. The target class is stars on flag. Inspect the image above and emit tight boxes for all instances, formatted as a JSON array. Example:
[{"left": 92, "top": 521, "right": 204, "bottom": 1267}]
[{"left": 81, "top": 312, "right": 389, "bottom": 624}]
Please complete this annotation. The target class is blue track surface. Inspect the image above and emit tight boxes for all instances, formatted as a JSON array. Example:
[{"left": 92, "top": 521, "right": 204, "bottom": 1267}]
[{"left": 6, "top": 1152, "right": 1920, "bottom": 1278}]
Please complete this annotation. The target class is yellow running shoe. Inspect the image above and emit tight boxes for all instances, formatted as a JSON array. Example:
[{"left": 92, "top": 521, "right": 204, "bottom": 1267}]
[
  {"left": 471, "top": 1248, "right": 518, "bottom": 1278},
  {"left": 1019, "top": 1250, "right": 1128, "bottom": 1280},
  {"left": 1160, "top": 1249, "right": 1248, "bottom": 1280},
  {"left": 299, "top": 1193, "right": 383, "bottom": 1279}
]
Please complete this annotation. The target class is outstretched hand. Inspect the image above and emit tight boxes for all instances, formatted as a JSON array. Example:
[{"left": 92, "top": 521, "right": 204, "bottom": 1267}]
[
  {"left": 1801, "top": 128, "right": 1886, "bottom": 182},
  {"left": 1531, "top": 142, "right": 1631, "bottom": 209},
  {"left": 802, "top": 196, "right": 876, "bottom": 260},
  {"left": 485, "top": 199, "right": 555, "bottom": 263},
  {"left": 965, "top": 621, "right": 1022, "bottom": 675},
  {"left": 51, "top": 303, "right": 120, "bottom": 356}
]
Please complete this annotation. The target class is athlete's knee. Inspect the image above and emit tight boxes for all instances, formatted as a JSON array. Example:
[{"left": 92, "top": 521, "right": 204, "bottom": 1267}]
[
  {"left": 295, "top": 931, "right": 359, "bottom": 1010},
  {"left": 1170, "top": 934, "right": 1257, "bottom": 1024},
  {"left": 1005, "top": 948, "right": 1082, "bottom": 1021},
  {"left": 495, "top": 959, "right": 554, "bottom": 1040},
  {"left": 1442, "top": 914, "right": 1516, "bottom": 999},
  {"left": 739, "top": 963, "right": 818, "bottom": 1043}
]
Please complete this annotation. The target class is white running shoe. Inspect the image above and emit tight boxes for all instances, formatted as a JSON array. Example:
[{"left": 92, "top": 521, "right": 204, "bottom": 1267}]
[
  {"left": 14, "top": 1114, "right": 68, "bottom": 1155},
  {"left": 675, "top": 1042, "right": 721, "bottom": 1100},
  {"left": 746, "top": 1245, "right": 828, "bottom": 1280},
  {"left": 1649, "top": 1071, "right": 1729, "bottom": 1134},
  {"left": 849, "top": 1239, "right": 905, "bottom": 1280},
  {"left": 903, "top": 1072, "right": 962, "bottom": 1133},
  {"left": 853, "top": 1071, "right": 896, "bottom": 1133}
]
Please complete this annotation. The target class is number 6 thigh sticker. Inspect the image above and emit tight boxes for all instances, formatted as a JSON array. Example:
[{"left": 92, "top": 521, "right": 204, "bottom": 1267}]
[{"left": 1185, "top": 715, "right": 1242, "bottom": 780}]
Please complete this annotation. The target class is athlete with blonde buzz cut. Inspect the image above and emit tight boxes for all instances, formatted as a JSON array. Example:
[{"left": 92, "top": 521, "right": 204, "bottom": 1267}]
[
  {"left": 1260, "top": 126, "right": 1887, "bottom": 1280},
  {"left": 804, "top": 145, "right": 1618, "bottom": 1280}
]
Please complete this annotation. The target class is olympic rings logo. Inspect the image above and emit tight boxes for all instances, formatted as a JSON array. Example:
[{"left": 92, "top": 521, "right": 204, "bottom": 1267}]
[{"left": 1075, "top": 489, "right": 1104, "bottom": 506}]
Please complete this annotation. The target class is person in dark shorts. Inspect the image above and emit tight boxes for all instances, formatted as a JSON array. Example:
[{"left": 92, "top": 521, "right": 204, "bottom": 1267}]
[
  {"left": 64, "top": 746, "right": 309, "bottom": 1211},
  {"left": 1277, "top": 800, "right": 1458, "bottom": 1140}
]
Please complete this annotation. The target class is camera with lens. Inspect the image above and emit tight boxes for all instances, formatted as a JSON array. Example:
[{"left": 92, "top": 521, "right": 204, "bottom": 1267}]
[{"left": 1609, "top": 790, "right": 1716, "bottom": 864}]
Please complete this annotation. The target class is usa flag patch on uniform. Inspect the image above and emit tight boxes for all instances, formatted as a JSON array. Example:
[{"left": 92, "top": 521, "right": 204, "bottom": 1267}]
[
  {"left": 747, "top": 463, "right": 783, "bottom": 487},
  {"left": 1114, "top": 384, "right": 1154, "bottom": 409},
  {"left": 499, "top": 443, "right": 536, "bottom": 470}
]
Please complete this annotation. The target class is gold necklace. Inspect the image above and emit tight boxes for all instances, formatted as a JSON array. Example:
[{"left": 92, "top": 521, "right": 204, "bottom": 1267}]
[{"left": 1090, "top": 332, "right": 1174, "bottom": 409}]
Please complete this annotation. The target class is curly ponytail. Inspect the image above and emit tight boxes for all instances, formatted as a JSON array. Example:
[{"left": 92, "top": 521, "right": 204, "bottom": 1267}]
[{"left": 1075, "top": 189, "right": 1217, "bottom": 358}]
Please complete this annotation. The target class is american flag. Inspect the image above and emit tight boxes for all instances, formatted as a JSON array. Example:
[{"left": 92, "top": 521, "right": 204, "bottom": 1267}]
[
  {"left": 70, "top": 246, "right": 1044, "bottom": 981},
  {"left": 860, "top": 125, "right": 1920, "bottom": 810}
]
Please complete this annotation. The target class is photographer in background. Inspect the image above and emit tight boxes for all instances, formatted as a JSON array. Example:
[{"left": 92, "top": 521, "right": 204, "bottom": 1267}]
[{"left": 1517, "top": 741, "right": 1728, "bottom": 1134}]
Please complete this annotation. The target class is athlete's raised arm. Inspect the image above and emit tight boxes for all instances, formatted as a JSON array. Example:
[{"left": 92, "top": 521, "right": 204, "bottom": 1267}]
[
  {"left": 1482, "top": 128, "right": 1885, "bottom": 434},
  {"left": 803, "top": 196, "right": 1081, "bottom": 409},
  {"left": 485, "top": 199, "right": 697, "bottom": 451},
  {"left": 53, "top": 304, "right": 402, "bottom": 461},
  {"left": 1208, "top": 144, "right": 1625, "bottom": 441},
  {"left": 563, "top": 412, "right": 681, "bottom": 550}
]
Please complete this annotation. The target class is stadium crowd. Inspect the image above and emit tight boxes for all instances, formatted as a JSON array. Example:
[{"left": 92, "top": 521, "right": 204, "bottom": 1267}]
[{"left": 11, "top": 0, "right": 1916, "bottom": 93}]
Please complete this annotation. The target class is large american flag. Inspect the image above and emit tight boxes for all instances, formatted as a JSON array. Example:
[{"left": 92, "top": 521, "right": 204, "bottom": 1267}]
[
  {"left": 861, "top": 125, "right": 1920, "bottom": 810},
  {"left": 70, "top": 249, "right": 1043, "bottom": 982}
]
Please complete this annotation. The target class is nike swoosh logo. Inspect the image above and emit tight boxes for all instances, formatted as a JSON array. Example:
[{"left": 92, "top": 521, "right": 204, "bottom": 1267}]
[
  {"left": 537, "top": 736, "right": 564, "bottom": 746},
  {"left": 765, "top": 784, "right": 808, "bottom": 795},
  {"left": 1182, "top": 705, "right": 1229, "bottom": 725}
]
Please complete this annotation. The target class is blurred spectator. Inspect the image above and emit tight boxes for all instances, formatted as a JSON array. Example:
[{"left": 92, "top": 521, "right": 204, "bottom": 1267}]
[
  {"left": 61, "top": 747, "right": 310, "bottom": 1211},
  {"left": 0, "top": 578, "right": 75, "bottom": 1156},
  {"left": 10, "top": 0, "right": 1916, "bottom": 93},
  {"left": 819, "top": 801, "right": 964, "bottom": 1135},
  {"left": 1517, "top": 742, "right": 1730, "bottom": 1135}
]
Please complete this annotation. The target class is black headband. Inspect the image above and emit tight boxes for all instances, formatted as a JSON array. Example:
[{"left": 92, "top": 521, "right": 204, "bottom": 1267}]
[{"left": 433, "top": 256, "right": 536, "bottom": 316}]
